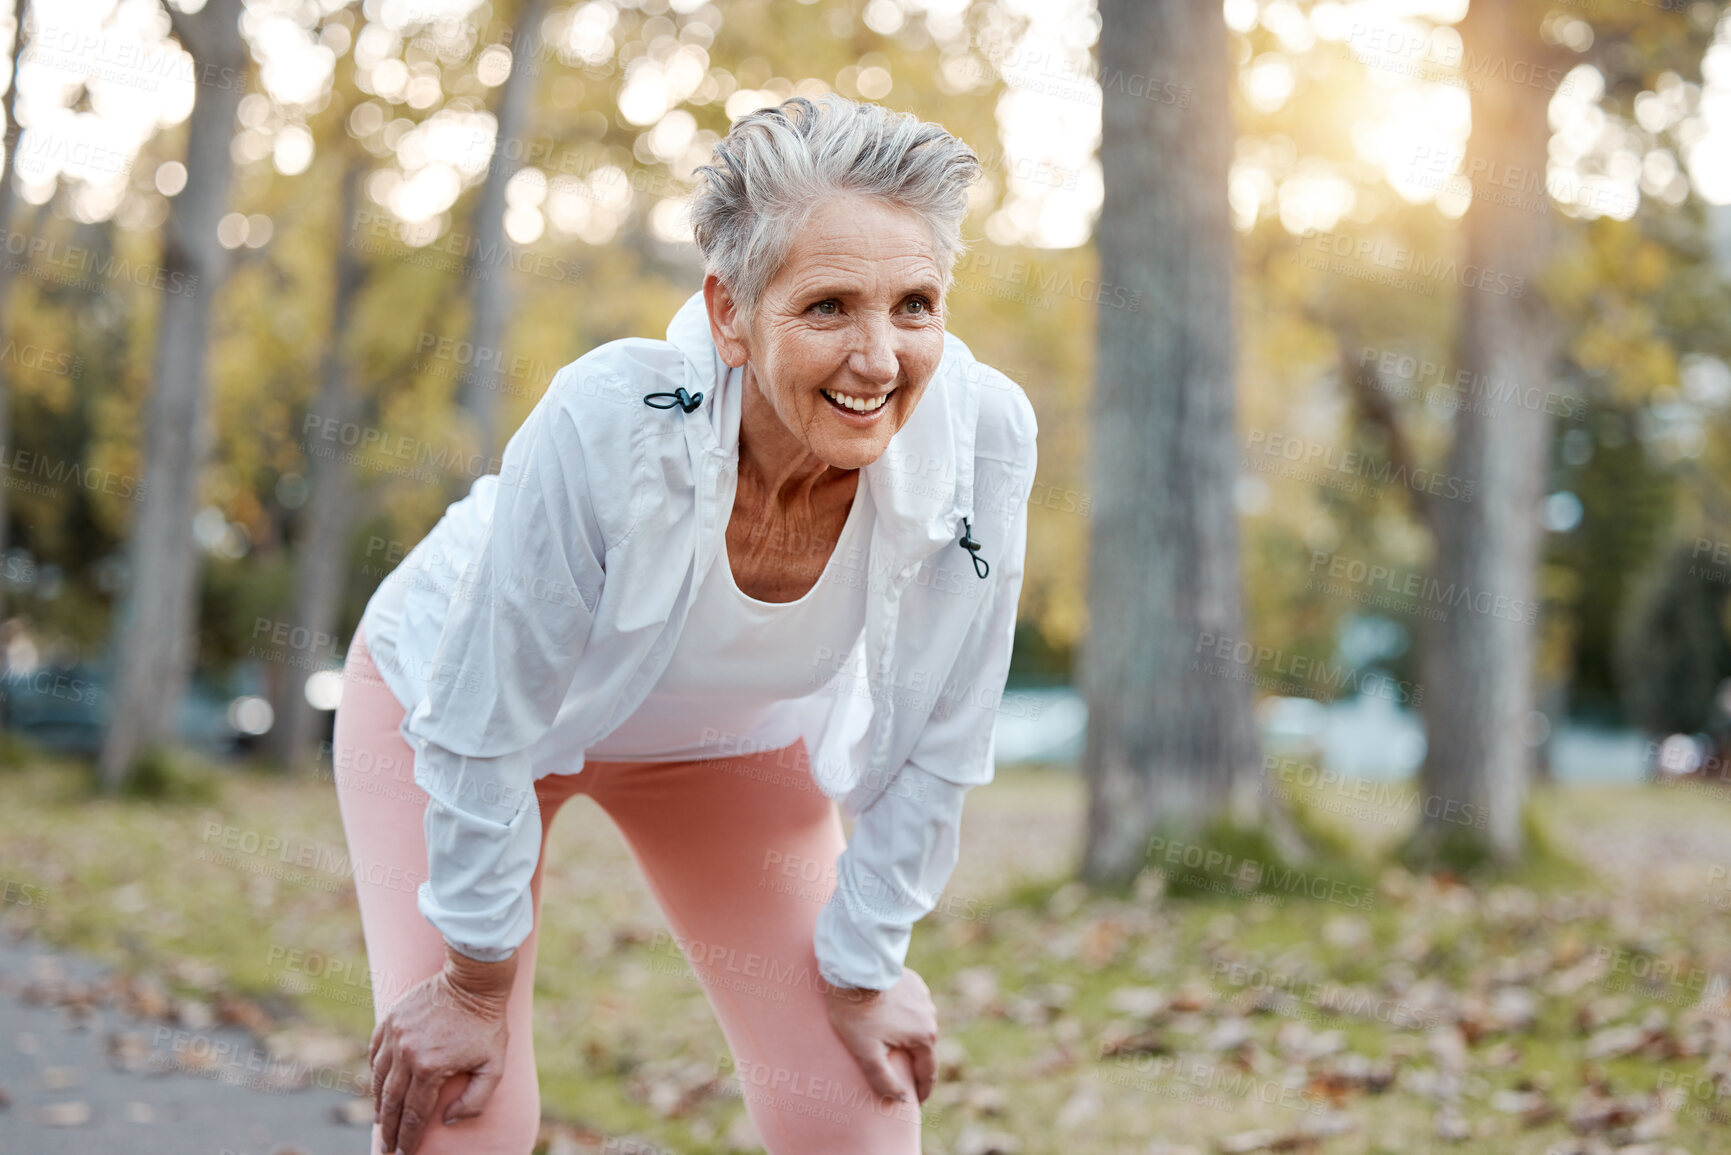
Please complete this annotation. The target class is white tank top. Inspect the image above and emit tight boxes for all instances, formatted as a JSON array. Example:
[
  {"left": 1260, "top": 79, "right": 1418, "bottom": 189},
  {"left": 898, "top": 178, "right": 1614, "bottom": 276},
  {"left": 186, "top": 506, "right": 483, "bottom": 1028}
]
[{"left": 584, "top": 477, "right": 872, "bottom": 762}]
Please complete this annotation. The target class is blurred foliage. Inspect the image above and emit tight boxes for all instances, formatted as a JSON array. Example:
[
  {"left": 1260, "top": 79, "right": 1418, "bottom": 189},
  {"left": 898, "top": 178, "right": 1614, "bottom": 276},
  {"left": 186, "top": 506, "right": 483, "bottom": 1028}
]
[
  {"left": 1615, "top": 540, "right": 1731, "bottom": 735},
  {"left": 118, "top": 742, "right": 224, "bottom": 803},
  {"left": 0, "top": 0, "right": 1727, "bottom": 742},
  {"left": 1225, "top": 1, "right": 1731, "bottom": 733}
]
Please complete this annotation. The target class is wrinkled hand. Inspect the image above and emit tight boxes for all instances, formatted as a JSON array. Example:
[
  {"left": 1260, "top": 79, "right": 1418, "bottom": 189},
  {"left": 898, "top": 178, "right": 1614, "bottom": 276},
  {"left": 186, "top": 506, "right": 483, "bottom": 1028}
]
[
  {"left": 823, "top": 966, "right": 938, "bottom": 1105},
  {"left": 369, "top": 948, "right": 516, "bottom": 1154}
]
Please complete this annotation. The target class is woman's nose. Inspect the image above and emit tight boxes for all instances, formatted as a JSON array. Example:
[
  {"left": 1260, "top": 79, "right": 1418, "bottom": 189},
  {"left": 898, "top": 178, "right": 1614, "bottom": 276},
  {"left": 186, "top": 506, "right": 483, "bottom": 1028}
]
[{"left": 847, "top": 315, "right": 900, "bottom": 385}]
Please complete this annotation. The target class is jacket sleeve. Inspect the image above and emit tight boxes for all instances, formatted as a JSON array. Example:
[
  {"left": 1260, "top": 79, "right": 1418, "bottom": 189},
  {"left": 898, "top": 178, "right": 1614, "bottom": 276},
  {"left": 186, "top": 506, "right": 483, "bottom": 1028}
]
[
  {"left": 402, "top": 367, "right": 608, "bottom": 962},
  {"left": 812, "top": 426, "right": 1036, "bottom": 991}
]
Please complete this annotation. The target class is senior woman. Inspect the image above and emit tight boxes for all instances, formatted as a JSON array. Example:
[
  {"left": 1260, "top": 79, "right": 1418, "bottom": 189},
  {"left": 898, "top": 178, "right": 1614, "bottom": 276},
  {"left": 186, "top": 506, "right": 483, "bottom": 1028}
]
[{"left": 332, "top": 94, "right": 1038, "bottom": 1155}]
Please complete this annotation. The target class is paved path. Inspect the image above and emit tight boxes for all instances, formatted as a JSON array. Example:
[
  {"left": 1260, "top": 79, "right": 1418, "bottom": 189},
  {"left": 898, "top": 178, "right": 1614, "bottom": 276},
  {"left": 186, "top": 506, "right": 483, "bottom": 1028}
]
[{"left": 0, "top": 930, "right": 372, "bottom": 1155}]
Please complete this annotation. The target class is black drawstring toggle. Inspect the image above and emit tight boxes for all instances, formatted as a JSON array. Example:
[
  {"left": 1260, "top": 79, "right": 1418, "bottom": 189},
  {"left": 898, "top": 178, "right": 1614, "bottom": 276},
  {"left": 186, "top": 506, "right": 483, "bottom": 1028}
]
[
  {"left": 958, "top": 517, "right": 989, "bottom": 579},
  {"left": 644, "top": 387, "right": 704, "bottom": 413}
]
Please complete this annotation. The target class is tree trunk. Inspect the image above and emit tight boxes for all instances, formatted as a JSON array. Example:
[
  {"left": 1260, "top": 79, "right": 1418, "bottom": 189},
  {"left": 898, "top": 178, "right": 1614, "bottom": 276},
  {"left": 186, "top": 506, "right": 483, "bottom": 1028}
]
[
  {"left": 1415, "top": 0, "right": 1567, "bottom": 861},
  {"left": 1080, "top": 0, "right": 1263, "bottom": 883},
  {"left": 1709, "top": 204, "right": 1731, "bottom": 279},
  {"left": 268, "top": 159, "right": 369, "bottom": 774},
  {"left": 98, "top": 0, "right": 245, "bottom": 789},
  {"left": 454, "top": 0, "right": 546, "bottom": 465},
  {"left": 0, "top": 0, "right": 34, "bottom": 637}
]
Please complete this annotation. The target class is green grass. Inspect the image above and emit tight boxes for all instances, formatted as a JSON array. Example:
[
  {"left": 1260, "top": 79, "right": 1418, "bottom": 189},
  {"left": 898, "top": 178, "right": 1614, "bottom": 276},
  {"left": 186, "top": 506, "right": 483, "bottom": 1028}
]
[{"left": 4, "top": 754, "right": 1731, "bottom": 1153}]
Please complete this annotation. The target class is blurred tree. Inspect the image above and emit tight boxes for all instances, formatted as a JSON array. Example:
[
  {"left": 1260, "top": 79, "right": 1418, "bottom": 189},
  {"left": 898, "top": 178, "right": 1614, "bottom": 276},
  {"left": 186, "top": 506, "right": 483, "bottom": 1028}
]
[
  {"left": 99, "top": 0, "right": 248, "bottom": 789},
  {"left": 263, "top": 2, "right": 427, "bottom": 772},
  {"left": 1546, "top": 5, "right": 1731, "bottom": 737},
  {"left": 453, "top": 0, "right": 547, "bottom": 467},
  {"left": 1547, "top": 399, "right": 1677, "bottom": 726},
  {"left": 0, "top": 0, "right": 31, "bottom": 640},
  {"left": 1412, "top": 0, "right": 1572, "bottom": 863},
  {"left": 269, "top": 156, "right": 369, "bottom": 773},
  {"left": 1229, "top": 0, "right": 1721, "bottom": 835},
  {"left": 1080, "top": 0, "right": 1267, "bottom": 882},
  {"left": 3, "top": 215, "right": 118, "bottom": 653},
  {"left": 1617, "top": 540, "right": 1731, "bottom": 739}
]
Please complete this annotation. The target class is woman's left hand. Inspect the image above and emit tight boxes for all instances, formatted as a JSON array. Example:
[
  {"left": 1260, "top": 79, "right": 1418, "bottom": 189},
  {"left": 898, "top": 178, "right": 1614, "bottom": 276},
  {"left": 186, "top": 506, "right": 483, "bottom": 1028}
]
[
  {"left": 369, "top": 948, "right": 515, "bottom": 1154},
  {"left": 823, "top": 966, "right": 938, "bottom": 1104}
]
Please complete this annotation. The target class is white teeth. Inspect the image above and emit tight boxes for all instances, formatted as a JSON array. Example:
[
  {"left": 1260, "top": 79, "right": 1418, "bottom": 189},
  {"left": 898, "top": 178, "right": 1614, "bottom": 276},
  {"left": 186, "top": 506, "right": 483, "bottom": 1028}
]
[{"left": 822, "top": 388, "right": 890, "bottom": 413}]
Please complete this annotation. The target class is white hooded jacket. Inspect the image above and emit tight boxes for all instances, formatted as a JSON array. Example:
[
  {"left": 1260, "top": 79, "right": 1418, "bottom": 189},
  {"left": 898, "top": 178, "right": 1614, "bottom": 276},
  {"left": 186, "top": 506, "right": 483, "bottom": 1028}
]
[{"left": 357, "top": 289, "right": 1038, "bottom": 990}]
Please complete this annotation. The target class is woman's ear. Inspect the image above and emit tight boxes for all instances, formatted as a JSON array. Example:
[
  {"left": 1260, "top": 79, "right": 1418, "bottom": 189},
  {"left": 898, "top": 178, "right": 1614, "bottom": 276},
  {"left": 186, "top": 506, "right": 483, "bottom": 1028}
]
[{"left": 703, "top": 274, "right": 751, "bottom": 368}]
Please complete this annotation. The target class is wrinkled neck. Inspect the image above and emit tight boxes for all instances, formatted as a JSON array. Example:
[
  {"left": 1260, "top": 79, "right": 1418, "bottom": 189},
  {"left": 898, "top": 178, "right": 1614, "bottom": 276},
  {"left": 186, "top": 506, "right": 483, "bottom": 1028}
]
[{"left": 737, "top": 361, "right": 853, "bottom": 507}]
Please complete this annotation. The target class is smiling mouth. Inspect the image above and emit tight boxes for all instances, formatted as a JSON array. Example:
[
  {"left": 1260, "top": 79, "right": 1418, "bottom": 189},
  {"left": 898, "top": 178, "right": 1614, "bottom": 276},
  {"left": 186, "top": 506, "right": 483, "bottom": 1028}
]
[{"left": 820, "top": 387, "right": 896, "bottom": 416}]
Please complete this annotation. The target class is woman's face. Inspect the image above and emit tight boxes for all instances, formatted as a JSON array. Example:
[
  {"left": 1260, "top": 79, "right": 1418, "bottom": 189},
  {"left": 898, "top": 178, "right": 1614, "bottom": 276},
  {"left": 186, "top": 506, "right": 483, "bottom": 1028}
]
[{"left": 705, "top": 194, "right": 948, "bottom": 472}]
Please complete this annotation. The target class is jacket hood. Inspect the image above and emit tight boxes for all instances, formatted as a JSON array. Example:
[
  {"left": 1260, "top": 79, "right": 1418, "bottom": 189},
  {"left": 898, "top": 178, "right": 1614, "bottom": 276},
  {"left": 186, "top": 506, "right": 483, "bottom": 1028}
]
[{"left": 663, "top": 288, "right": 979, "bottom": 564}]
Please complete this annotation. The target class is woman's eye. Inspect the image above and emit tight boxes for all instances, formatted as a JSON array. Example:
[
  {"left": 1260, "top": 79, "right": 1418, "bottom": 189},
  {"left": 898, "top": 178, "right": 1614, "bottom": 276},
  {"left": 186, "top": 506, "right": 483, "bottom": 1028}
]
[
  {"left": 906, "top": 296, "right": 930, "bottom": 314},
  {"left": 812, "top": 299, "right": 839, "bottom": 315}
]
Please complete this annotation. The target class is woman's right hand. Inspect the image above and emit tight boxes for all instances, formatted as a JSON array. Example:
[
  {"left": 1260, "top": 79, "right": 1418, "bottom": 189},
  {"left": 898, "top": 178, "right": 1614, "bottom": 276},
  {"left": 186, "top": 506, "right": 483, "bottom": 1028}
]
[
  {"left": 823, "top": 966, "right": 939, "bottom": 1105},
  {"left": 369, "top": 947, "right": 517, "bottom": 1154}
]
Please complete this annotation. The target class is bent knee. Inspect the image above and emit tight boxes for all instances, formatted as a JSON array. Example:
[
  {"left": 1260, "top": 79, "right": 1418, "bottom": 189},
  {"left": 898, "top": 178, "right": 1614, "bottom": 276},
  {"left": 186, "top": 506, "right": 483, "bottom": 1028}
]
[{"left": 391, "top": 1071, "right": 541, "bottom": 1155}]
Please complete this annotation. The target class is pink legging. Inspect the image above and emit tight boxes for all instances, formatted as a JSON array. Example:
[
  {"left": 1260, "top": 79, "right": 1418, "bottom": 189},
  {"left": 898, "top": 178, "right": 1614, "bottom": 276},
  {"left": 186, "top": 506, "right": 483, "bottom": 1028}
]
[{"left": 331, "top": 624, "right": 921, "bottom": 1154}]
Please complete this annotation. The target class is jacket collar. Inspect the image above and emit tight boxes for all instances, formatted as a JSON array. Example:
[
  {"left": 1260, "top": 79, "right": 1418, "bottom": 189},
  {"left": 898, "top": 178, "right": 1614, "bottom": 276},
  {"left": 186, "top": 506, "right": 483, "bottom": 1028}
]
[{"left": 663, "top": 289, "right": 977, "bottom": 564}]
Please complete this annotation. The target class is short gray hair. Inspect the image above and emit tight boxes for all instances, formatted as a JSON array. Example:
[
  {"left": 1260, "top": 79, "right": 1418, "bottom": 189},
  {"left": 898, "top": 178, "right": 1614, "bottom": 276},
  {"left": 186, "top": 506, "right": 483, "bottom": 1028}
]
[{"left": 689, "top": 94, "right": 982, "bottom": 323}]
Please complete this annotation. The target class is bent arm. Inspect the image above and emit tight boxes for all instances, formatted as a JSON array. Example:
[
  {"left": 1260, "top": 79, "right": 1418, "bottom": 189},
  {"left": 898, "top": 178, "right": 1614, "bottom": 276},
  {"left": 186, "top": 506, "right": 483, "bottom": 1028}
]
[
  {"left": 814, "top": 444, "right": 1035, "bottom": 990},
  {"left": 814, "top": 766, "right": 971, "bottom": 991},
  {"left": 405, "top": 367, "right": 608, "bottom": 962}
]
